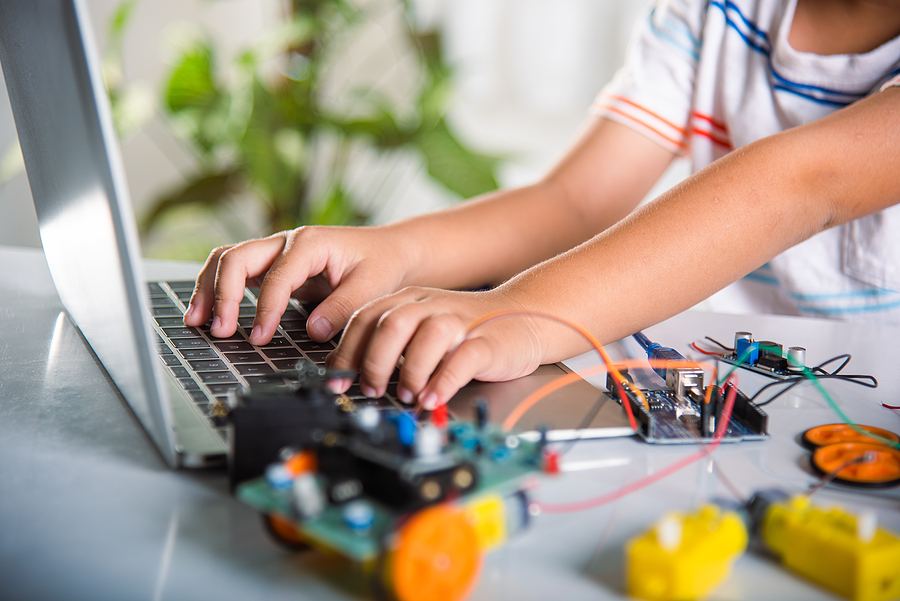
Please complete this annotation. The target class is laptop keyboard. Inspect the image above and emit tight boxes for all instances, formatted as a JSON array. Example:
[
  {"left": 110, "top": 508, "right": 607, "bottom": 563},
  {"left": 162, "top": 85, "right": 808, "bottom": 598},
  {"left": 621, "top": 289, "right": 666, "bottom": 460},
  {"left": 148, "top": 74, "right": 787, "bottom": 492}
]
[{"left": 148, "top": 280, "right": 401, "bottom": 438}]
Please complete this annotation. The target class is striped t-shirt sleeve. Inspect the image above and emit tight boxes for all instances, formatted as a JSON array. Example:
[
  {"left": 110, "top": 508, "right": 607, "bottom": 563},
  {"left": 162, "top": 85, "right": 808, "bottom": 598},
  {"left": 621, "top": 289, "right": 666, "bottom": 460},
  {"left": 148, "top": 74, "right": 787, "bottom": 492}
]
[
  {"left": 591, "top": 0, "right": 704, "bottom": 155},
  {"left": 881, "top": 74, "right": 900, "bottom": 92}
]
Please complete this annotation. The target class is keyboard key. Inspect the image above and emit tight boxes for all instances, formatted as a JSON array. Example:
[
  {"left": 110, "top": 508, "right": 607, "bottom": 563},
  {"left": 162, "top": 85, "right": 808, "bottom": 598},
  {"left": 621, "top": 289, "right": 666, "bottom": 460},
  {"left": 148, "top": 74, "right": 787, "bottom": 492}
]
[
  {"left": 282, "top": 309, "right": 304, "bottom": 320},
  {"left": 162, "top": 326, "right": 201, "bottom": 339},
  {"left": 223, "top": 351, "right": 265, "bottom": 364},
  {"left": 214, "top": 341, "right": 254, "bottom": 353},
  {"left": 262, "top": 347, "right": 301, "bottom": 360},
  {"left": 160, "top": 355, "right": 181, "bottom": 367},
  {"left": 297, "top": 340, "right": 334, "bottom": 352},
  {"left": 208, "top": 383, "right": 242, "bottom": 395},
  {"left": 238, "top": 306, "right": 257, "bottom": 317},
  {"left": 284, "top": 329, "right": 309, "bottom": 341},
  {"left": 156, "top": 316, "right": 188, "bottom": 327},
  {"left": 167, "top": 280, "right": 195, "bottom": 291},
  {"left": 304, "top": 351, "right": 330, "bottom": 364},
  {"left": 179, "top": 348, "right": 217, "bottom": 360},
  {"left": 198, "top": 371, "right": 238, "bottom": 383},
  {"left": 244, "top": 375, "right": 288, "bottom": 387},
  {"left": 147, "top": 282, "right": 166, "bottom": 297},
  {"left": 169, "top": 366, "right": 190, "bottom": 379},
  {"left": 150, "top": 296, "right": 177, "bottom": 308},
  {"left": 175, "top": 290, "right": 193, "bottom": 302},
  {"left": 272, "top": 359, "right": 303, "bottom": 371},
  {"left": 235, "top": 363, "right": 274, "bottom": 375},
  {"left": 152, "top": 307, "right": 183, "bottom": 317},
  {"left": 209, "top": 331, "right": 246, "bottom": 341},
  {"left": 172, "top": 338, "right": 211, "bottom": 350},
  {"left": 188, "top": 359, "right": 227, "bottom": 372},
  {"left": 261, "top": 338, "right": 291, "bottom": 348},
  {"left": 239, "top": 298, "right": 255, "bottom": 308},
  {"left": 179, "top": 378, "right": 201, "bottom": 390},
  {"left": 237, "top": 317, "right": 255, "bottom": 328},
  {"left": 279, "top": 320, "right": 305, "bottom": 331},
  {"left": 188, "top": 390, "right": 210, "bottom": 403}
]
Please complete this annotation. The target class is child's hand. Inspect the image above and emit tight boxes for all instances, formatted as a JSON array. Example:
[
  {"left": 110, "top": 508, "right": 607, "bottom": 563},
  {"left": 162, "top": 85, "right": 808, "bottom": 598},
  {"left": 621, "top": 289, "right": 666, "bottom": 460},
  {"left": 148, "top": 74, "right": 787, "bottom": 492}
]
[
  {"left": 326, "top": 287, "right": 546, "bottom": 409},
  {"left": 183, "top": 226, "right": 415, "bottom": 344}
]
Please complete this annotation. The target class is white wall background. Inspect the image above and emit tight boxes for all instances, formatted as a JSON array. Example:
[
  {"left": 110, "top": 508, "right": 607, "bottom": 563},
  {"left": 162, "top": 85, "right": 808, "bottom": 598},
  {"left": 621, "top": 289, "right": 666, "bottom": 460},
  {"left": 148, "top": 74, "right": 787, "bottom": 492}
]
[{"left": 0, "top": 0, "right": 685, "bottom": 254}]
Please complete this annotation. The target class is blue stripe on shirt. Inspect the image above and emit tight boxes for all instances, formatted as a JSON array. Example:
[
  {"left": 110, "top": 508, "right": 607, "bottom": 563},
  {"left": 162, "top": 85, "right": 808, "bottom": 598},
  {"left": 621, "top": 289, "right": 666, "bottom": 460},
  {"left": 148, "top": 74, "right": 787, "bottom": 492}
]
[
  {"left": 648, "top": 8, "right": 701, "bottom": 61},
  {"left": 708, "top": 0, "right": 878, "bottom": 105}
]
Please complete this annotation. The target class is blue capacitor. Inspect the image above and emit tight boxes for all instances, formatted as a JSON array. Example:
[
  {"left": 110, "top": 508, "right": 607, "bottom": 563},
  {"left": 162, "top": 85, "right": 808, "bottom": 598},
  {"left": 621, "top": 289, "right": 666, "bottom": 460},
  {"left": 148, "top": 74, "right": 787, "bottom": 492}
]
[
  {"left": 735, "top": 338, "right": 759, "bottom": 365},
  {"left": 265, "top": 463, "right": 293, "bottom": 490},
  {"left": 397, "top": 411, "right": 417, "bottom": 447},
  {"left": 492, "top": 446, "right": 511, "bottom": 463},
  {"left": 342, "top": 500, "right": 375, "bottom": 534}
]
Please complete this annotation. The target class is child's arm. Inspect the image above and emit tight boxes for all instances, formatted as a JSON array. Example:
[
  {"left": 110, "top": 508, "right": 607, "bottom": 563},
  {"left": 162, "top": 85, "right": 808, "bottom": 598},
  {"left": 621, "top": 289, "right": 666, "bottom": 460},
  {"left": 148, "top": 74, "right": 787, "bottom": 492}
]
[
  {"left": 184, "top": 118, "right": 674, "bottom": 343},
  {"left": 329, "top": 87, "right": 900, "bottom": 407}
]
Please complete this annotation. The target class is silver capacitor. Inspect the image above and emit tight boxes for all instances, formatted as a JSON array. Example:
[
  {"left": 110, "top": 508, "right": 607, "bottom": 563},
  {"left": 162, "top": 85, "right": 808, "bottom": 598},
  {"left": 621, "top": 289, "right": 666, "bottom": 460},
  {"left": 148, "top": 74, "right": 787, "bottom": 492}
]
[
  {"left": 734, "top": 331, "right": 752, "bottom": 348},
  {"left": 787, "top": 346, "right": 806, "bottom": 372}
]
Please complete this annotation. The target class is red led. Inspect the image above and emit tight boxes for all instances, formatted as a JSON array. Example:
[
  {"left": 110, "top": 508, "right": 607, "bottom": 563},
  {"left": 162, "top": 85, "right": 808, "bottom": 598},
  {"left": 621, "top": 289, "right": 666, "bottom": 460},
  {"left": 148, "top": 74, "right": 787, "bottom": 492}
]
[{"left": 430, "top": 403, "right": 448, "bottom": 429}]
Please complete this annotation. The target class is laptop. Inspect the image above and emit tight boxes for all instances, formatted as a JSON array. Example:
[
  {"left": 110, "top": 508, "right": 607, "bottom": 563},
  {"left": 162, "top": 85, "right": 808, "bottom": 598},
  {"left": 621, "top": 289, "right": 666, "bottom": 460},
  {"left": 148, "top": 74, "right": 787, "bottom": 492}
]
[{"left": 0, "top": 0, "right": 633, "bottom": 469}]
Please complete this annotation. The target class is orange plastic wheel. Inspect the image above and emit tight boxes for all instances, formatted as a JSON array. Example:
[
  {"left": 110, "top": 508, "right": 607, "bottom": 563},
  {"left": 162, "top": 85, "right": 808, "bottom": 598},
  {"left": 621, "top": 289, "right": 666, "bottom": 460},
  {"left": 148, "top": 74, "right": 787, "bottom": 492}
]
[
  {"left": 802, "top": 423, "right": 899, "bottom": 449},
  {"left": 387, "top": 504, "right": 482, "bottom": 601},
  {"left": 263, "top": 513, "right": 310, "bottom": 550},
  {"left": 811, "top": 442, "right": 900, "bottom": 487}
]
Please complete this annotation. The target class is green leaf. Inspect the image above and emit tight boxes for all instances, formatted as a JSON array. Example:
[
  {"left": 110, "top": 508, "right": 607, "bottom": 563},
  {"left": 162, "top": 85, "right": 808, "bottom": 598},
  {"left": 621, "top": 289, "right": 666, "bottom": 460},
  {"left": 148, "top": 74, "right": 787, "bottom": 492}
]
[
  {"left": 238, "top": 79, "right": 304, "bottom": 208},
  {"left": 165, "top": 43, "right": 219, "bottom": 113},
  {"left": 413, "top": 118, "right": 499, "bottom": 199},
  {"left": 305, "top": 185, "right": 367, "bottom": 226},
  {"left": 109, "top": 1, "right": 138, "bottom": 41}
]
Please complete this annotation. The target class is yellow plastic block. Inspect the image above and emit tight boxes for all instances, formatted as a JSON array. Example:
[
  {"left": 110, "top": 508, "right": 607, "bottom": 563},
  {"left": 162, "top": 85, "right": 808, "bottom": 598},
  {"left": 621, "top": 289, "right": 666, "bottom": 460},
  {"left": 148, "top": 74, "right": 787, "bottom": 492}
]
[
  {"left": 626, "top": 505, "right": 748, "bottom": 601},
  {"left": 464, "top": 494, "right": 507, "bottom": 552},
  {"left": 761, "top": 495, "right": 900, "bottom": 601}
]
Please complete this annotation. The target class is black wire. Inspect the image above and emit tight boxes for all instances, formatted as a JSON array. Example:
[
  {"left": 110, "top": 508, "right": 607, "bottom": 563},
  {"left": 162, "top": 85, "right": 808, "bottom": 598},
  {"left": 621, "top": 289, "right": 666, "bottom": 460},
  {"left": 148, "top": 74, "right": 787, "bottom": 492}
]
[
  {"left": 705, "top": 336, "right": 734, "bottom": 351},
  {"left": 632, "top": 331, "right": 653, "bottom": 352},
  {"left": 810, "top": 353, "right": 851, "bottom": 376},
  {"left": 559, "top": 393, "right": 610, "bottom": 456},
  {"left": 752, "top": 374, "right": 878, "bottom": 406},
  {"left": 806, "top": 453, "right": 873, "bottom": 497}
]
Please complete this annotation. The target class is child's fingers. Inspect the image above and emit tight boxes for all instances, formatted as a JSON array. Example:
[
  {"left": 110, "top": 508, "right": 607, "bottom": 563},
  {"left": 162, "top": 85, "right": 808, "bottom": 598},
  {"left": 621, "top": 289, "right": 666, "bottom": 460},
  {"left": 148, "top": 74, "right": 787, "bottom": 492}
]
[
  {"left": 306, "top": 272, "right": 391, "bottom": 342},
  {"left": 184, "top": 245, "right": 233, "bottom": 327},
  {"left": 418, "top": 336, "right": 494, "bottom": 410},
  {"left": 328, "top": 288, "right": 424, "bottom": 394},
  {"left": 397, "top": 312, "right": 469, "bottom": 402},
  {"left": 208, "top": 235, "right": 290, "bottom": 338}
]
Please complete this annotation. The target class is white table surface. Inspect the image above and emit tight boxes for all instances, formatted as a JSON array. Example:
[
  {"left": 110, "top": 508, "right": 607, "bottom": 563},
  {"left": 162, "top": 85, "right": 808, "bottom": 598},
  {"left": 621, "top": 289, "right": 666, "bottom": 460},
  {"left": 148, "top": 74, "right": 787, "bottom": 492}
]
[{"left": 1, "top": 244, "right": 898, "bottom": 601}]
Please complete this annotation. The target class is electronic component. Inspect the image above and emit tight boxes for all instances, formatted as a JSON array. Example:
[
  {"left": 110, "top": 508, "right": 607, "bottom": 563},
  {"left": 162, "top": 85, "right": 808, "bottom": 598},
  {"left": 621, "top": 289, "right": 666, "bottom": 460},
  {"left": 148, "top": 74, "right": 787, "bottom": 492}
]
[
  {"left": 606, "top": 368, "right": 768, "bottom": 444},
  {"left": 720, "top": 331, "right": 810, "bottom": 379},
  {"left": 633, "top": 332, "right": 705, "bottom": 399},
  {"left": 625, "top": 505, "right": 748, "bottom": 601},
  {"left": 748, "top": 491, "right": 900, "bottom": 601},
  {"left": 231, "top": 371, "right": 548, "bottom": 601}
]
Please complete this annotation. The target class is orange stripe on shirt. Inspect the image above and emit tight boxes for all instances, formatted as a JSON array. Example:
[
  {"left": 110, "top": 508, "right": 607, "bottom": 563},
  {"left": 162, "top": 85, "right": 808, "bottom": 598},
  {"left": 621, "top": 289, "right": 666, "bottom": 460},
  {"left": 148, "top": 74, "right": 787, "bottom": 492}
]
[
  {"left": 607, "top": 95, "right": 688, "bottom": 136},
  {"left": 691, "top": 127, "right": 732, "bottom": 149},
  {"left": 691, "top": 111, "right": 728, "bottom": 133},
  {"left": 599, "top": 104, "right": 688, "bottom": 150}
]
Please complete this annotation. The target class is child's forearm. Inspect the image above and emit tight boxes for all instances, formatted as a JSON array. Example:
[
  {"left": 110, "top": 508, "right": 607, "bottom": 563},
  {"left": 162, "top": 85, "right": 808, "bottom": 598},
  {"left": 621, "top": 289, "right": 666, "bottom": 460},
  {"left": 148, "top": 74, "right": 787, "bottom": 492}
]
[
  {"left": 382, "top": 118, "right": 675, "bottom": 290},
  {"left": 502, "top": 87, "right": 900, "bottom": 361}
]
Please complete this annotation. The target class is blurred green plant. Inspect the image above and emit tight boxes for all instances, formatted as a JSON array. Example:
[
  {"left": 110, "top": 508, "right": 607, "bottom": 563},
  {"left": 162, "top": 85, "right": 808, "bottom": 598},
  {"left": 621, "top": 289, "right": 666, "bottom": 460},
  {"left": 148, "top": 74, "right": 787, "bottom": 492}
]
[{"left": 130, "top": 0, "right": 499, "bottom": 255}]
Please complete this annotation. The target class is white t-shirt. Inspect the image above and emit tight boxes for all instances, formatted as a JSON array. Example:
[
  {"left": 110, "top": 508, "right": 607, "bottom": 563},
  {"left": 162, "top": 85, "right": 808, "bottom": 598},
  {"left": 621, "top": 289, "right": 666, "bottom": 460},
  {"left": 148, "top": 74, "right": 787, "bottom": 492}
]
[{"left": 593, "top": 0, "right": 900, "bottom": 321}]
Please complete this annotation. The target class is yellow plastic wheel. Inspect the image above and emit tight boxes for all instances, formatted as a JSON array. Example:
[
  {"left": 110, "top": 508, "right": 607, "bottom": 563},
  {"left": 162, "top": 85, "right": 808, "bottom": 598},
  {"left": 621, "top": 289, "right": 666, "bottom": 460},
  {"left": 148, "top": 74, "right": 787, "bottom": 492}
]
[{"left": 387, "top": 504, "right": 482, "bottom": 601}]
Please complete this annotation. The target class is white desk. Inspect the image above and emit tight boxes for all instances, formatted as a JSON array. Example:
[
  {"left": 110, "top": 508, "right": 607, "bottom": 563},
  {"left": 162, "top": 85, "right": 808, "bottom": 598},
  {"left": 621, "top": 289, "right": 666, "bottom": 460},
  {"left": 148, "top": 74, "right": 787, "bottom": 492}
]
[{"left": 1, "top": 244, "right": 898, "bottom": 601}]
